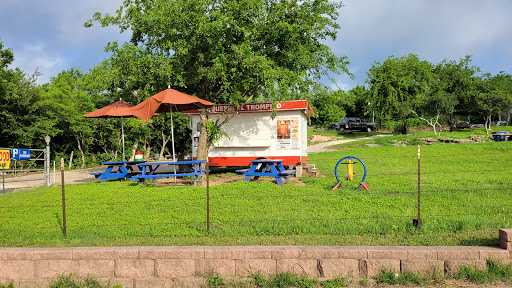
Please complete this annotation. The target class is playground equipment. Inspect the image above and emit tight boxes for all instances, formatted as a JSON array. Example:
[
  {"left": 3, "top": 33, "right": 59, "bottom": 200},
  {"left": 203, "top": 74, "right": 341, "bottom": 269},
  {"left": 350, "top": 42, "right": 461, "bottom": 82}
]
[{"left": 333, "top": 155, "right": 369, "bottom": 190}]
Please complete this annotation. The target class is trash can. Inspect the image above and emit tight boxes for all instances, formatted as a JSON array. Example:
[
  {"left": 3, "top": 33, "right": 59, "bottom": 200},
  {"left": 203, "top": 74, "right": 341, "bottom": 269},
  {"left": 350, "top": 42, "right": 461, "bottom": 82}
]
[{"left": 134, "top": 151, "right": 144, "bottom": 161}]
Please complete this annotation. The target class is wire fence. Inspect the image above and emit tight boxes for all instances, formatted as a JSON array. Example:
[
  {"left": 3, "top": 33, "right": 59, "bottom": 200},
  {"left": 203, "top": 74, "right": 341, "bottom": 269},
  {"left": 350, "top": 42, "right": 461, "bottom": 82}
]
[{"left": 0, "top": 145, "right": 511, "bottom": 239}]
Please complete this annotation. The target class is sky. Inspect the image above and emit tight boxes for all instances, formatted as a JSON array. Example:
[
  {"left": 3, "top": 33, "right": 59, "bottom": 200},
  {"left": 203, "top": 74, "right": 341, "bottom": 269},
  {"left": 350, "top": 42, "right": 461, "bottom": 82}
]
[{"left": 1, "top": 0, "right": 511, "bottom": 91}]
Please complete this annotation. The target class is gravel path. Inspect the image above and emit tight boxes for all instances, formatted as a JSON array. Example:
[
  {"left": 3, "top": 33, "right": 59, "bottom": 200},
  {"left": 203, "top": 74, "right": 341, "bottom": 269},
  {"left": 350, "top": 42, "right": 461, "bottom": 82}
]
[{"left": 308, "top": 134, "right": 392, "bottom": 153}]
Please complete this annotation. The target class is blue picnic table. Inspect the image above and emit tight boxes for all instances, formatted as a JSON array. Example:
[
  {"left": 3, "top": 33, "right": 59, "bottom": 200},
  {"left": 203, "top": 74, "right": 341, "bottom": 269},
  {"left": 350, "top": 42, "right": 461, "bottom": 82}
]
[
  {"left": 133, "top": 160, "right": 207, "bottom": 186},
  {"left": 236, "top": 159, "right": 296, "bottom": 186},
  {"left": 91, "top": 160, "right": 146, "bottom": 183}
]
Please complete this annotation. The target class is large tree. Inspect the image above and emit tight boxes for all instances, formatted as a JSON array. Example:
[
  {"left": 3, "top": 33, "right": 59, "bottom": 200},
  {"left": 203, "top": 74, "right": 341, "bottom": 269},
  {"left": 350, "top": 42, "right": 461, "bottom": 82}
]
[
  {"left": 473, "top": 73, "right": 512, "bottom": 134},
  {"left": 0, "top": 41, "right": 45, "bottom": 148},
  {"left": 86, "top": 0, "right": 350, "bottom": 160},
  {"left": 433, "top": 56, "right": 478, "bottom": 131},
  {"left": 366, "top": 54, "right": 435, "bottom": 133},
  {"left": 40, "top": 69, "right": 95, "bottom": 168}
]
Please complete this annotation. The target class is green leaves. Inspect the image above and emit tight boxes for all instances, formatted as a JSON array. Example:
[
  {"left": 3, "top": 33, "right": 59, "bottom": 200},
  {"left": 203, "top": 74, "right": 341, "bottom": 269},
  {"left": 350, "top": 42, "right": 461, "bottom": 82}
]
[{"left": 86, "top": 0, "right": 349, "bottom": 104}]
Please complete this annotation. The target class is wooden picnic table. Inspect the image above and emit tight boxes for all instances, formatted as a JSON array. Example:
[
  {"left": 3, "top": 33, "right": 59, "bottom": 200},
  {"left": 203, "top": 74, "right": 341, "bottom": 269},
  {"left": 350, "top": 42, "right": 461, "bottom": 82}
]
[
  {"left": 91, "top": 160, "right": 146, "bottom": 183},
  {"left": 133, "top": 160, "right": 207, "bottom": 186},
  {"left": 236, "top": 159, "right": 296, "bottom": 186}
]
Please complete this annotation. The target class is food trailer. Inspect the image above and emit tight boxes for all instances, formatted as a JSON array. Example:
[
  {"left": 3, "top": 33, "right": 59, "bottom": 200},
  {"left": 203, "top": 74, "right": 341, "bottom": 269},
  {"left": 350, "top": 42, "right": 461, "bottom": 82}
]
[{"left": 183, "top": 100, "right": 314, "bottom": 167}]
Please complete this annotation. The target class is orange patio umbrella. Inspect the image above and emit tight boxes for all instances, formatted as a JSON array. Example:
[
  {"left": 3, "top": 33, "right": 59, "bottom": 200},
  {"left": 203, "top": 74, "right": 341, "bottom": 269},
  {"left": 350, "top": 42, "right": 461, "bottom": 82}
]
[
  {"left": 130, "top": 88, "right": 214, "bottom": 163},
  {"left": 83, "top": 100, "right": 135, "bottom": 162}
]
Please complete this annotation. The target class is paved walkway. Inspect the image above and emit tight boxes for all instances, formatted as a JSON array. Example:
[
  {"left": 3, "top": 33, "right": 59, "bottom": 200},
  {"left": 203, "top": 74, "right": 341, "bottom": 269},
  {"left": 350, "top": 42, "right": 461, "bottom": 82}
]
[
  {"left": 308, "top": 134, "right": 392, "bottom": 153},
  {"left": 1, "top": 167, "right": 104, "bottom": 193}
]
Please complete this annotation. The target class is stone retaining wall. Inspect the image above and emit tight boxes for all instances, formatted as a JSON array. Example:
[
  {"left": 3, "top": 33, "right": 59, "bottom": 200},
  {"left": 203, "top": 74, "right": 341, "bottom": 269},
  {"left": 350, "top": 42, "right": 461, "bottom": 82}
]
[{"left": 1, "top": 229, "right": 511, "bottom": 288}]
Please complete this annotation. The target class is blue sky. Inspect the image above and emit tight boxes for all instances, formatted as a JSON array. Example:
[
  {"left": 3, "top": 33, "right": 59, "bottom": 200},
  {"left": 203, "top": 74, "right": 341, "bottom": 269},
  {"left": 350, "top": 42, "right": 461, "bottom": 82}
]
[{"left": 1, "top": 0, "right": 511, "bottom": 91}]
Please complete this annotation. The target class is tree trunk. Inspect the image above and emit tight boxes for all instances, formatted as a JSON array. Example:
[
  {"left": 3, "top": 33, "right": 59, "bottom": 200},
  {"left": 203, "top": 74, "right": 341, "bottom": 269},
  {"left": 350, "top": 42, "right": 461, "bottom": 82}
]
[
  {"left": 129, "top": 141, "right": 139, "bottom": 161},
  {"left": 159, "top": 130, "right": 170, "bottom": 160},
  {"left": 197, "top": 112, "right": 209, "bottom": 161},
  {"left": 145, "top": 145, "right": 152, "bottom": 160},
  {"left": 68, "top": 150, "right": 74, "bottom": 169},
  {"left": 484, "top": 114, "right": 492, "bottom": 135},
  {"left": 75, "top": 134, "right": 85, "bottom": 169},
  {"left": 449, "top": 112, "right": 456, "bottom": 132}
]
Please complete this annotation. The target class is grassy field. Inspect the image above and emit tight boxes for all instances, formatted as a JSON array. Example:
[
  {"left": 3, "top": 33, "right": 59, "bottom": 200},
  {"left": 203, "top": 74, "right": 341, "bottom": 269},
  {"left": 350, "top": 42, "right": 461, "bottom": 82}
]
[{"left": 0, "top": 128, "right": 511, "bottom": 247}]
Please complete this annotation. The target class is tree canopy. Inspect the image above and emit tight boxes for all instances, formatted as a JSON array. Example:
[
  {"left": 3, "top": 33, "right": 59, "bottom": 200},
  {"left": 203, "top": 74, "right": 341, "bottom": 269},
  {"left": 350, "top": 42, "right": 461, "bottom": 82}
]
[
  {"left": 86, "top": 0, "right": 350, "bottom": 105},
  {"left": 85, "top": 0, "right": 351, "bottom": 159}
]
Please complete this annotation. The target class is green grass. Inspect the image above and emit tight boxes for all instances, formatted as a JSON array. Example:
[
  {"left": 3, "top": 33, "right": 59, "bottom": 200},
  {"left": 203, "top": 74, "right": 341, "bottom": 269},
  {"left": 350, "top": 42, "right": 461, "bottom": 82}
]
[
  {"left": 48, "top": 274, "right": 121, "bottom": 288},
  {"left": 375, "top": 269, "right": 441, "bottom": 286},
  {"left": 0, "top": 129, "right": 511, "bottom": 247},
  {"left": 450, "top": 259, "right": 512, "bottom": 283},
  {"left": 374, "top": 259, "right": 512, "bottom": 286}
]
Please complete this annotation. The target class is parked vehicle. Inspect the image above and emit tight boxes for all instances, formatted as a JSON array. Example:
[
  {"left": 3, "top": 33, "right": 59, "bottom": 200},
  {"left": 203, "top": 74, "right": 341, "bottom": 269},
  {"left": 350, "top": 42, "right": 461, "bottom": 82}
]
[
  {"left": 329, "top": 117, "right": 376, "bottom": 132},
  {"left": 328, "top": 118, "right": 349, "bottom": 130}
]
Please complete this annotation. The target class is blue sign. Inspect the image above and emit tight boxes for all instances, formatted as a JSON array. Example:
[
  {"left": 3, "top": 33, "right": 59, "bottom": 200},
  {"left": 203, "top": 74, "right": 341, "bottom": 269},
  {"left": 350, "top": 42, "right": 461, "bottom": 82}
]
[{"left": 11, "top": 149, "right": 31, "bottom": 160}]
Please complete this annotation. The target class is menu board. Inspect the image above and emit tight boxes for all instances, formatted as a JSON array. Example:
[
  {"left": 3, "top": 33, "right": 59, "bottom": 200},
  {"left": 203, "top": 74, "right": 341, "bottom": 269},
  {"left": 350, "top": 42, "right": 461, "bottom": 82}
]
[{"left": 276, "top": 116, "right": 299, "bottom": 150}]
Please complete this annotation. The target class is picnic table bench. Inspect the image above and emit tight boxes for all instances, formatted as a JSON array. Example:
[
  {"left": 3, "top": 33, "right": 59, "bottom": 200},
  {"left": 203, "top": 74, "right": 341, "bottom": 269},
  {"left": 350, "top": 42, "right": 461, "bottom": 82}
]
[
  {"left": 236, "top": 159, "right": 296, "bottom": 186},
  {"left": 133, "top": 160, "right": 207, "bottom": 186},
  {"left": 91, "top": 160, "right": 146, "bottom": 183}
]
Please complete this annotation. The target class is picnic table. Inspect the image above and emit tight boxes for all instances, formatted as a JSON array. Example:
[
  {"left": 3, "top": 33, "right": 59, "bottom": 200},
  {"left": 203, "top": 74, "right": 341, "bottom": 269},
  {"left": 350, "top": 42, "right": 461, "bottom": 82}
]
[
  {"left": 491, "top": 131, "right": 512, "bottom": 141},
  {"left": 236, "top": 159, "right": 296, "bottom": 186},
  {"left": 91, "top": 160, "right": 146, "bottom": 183},
  {"left": 133, "top": 160, "right": 207, "bottom": 186}
]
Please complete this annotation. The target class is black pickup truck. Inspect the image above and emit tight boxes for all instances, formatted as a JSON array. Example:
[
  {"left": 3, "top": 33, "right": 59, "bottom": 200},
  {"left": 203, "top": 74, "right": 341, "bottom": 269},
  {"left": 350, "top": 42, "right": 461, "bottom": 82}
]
[{"left": 329, "top": 117, "right": 377, "bottom": 132}]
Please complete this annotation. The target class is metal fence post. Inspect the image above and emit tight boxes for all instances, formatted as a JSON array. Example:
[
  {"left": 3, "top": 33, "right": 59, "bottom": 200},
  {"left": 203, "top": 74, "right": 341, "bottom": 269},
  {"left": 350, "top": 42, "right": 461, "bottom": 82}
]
[
  {"left": 206, "top": 160, "right": 210, "bottom": 233},
  {"left": 45, "top": 135, "right": 51, "bottom": 187},
  {"left": 61, "top": 158, "right": 67, "bottom": 237},
  {"left": 414, "top": 145, "right": 422, "bottom": 229}
]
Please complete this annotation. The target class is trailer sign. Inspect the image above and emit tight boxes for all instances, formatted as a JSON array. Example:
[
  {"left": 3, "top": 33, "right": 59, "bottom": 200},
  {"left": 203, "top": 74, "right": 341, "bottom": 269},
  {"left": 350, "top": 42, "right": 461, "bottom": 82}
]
[
  {"left": 0, "top": 150, "right": 10, "bottom": 169},
  {"left": 11, "top": 148, "right": 31, "bottom": 160}
]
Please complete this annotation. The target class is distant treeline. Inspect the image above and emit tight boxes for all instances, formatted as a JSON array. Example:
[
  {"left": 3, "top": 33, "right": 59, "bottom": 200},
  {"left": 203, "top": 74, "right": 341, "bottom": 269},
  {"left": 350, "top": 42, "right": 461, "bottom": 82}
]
[{"left": 310, "top": 54, "right": 512, "bottom": 135}]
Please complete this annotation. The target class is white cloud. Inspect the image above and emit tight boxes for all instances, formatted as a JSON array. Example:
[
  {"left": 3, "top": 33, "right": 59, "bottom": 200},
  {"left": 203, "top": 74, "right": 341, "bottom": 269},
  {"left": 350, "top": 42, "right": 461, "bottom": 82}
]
[
  {"left": 331, "top": 0, "right": 512, "bottom": 89},
  {"left": 1, "top": 0, "right": 127, "bottom": 83},
  {"left": 11, "top": 43, "right": 66, "bottom": 83}
]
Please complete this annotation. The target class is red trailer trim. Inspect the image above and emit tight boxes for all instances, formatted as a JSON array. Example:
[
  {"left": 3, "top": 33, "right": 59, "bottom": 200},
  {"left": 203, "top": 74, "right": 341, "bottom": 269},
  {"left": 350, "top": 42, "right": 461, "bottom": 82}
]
[
  {"left": 200, "top": 156, "right": 307, "bottom": 167},
  {"left": 182, "top": 100, "right": 314, "bottom": 116}
]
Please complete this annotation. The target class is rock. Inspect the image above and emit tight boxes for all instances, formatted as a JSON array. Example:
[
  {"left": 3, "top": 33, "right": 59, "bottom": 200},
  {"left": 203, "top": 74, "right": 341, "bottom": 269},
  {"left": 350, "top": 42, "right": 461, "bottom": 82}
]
[
  {"left": 438, "top": 137, "right": 453, "bottom": 142},
  {"left": 469, "top": 135, "right": 486, "bottom": 141},
  {"left": 453, "top": 139, "right": 473, "bottom": 143},
  {"left": 365, "top": 144, "right": 381, "bottom": 148}
]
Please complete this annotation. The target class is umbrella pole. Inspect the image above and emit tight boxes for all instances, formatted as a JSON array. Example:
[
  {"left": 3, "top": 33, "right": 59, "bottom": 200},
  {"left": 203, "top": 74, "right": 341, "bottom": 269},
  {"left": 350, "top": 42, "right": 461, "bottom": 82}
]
[
  {"left": 171, "top": 110, "right": 177, "bottom": 185},
  {"left": 121, "top": 117, "right": 126, "bottom": 162}
]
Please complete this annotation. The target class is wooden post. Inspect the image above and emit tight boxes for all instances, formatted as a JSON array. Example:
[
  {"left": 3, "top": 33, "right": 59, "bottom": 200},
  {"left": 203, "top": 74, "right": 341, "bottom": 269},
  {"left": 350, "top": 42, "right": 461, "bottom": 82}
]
[{"left": 60, "top": 158, "right": 67, "bottom": 237}]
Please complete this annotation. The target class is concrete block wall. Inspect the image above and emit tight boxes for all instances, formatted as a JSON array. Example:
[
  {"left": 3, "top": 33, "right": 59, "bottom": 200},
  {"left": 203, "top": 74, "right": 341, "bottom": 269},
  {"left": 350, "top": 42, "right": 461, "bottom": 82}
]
[
  {"left": 0, "top": 230, "right": 510, "bottom": 287},
  {"left": 500, "top": 228, "right": 512, "bottom": 251}
]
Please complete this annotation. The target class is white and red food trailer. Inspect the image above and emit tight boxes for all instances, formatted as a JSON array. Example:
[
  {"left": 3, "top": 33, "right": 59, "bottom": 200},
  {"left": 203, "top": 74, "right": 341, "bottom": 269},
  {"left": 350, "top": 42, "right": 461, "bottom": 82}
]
[{"left": 183, "top": 100, "right": 314, "bottom": 167}]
